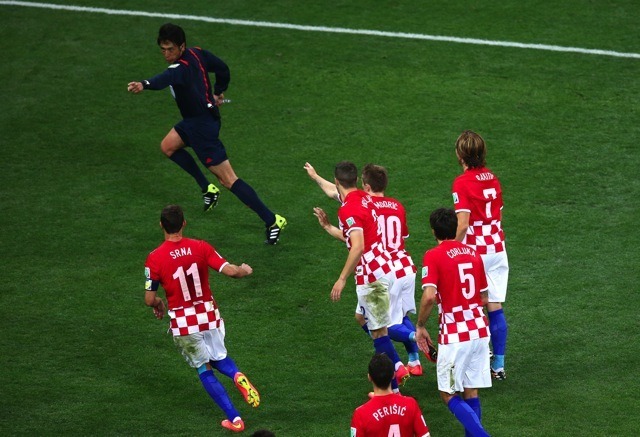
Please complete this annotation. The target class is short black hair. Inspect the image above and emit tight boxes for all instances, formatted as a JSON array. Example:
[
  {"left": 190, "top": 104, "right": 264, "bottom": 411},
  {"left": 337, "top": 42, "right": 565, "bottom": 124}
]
[
  {"left": 368, "top": 353, "right": 395, "bottom": 389},
  {"left": 160, "top": 205, "right": 185, "bottom": 233},
  {"left": 157, "top": 23, "right": 186, "bottom": 47},
  {"left": 334, "top": 161, "right": 358, "bottom": 189},
  {"left": 429, "top": 208, "right": 457, "bottom": 240}
]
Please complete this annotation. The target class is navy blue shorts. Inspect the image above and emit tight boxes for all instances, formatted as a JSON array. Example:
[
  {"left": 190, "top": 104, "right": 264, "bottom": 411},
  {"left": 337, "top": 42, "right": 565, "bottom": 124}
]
[{"left": 174, "top": 115, "right": 228, "bottom": 167}]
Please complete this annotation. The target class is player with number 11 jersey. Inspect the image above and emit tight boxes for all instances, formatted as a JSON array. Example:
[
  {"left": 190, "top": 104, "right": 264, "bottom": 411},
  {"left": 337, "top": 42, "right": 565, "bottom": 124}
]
[{"left": 145, "top": 237, "right": 227, "bottom": 336}]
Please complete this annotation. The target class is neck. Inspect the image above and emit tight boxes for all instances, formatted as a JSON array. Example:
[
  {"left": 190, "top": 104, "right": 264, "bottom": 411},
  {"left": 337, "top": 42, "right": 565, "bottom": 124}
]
[
  {"left": 165, "top": 232, "right": 183, "bottom": 242},
  {"left": 372, "top": 386, "right": 394, "bottom": 396}
]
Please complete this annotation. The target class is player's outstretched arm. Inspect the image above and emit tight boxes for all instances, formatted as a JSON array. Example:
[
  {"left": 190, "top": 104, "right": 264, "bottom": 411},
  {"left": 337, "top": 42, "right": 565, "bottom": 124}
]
[
  {"left": 222, "top": 263, "right": 253, "bottom": 278},
  {"left": 304, "top": 162, "right": 340, "bottom": 201},
  {"left": 313, "top": 207, "right": 346, "bottom": 242}
]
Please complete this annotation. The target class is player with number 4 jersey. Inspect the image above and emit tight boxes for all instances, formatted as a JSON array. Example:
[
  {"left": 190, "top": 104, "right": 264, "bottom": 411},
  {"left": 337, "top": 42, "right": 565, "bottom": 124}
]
[{"left": 144, "top": 205, "right": 260, "bottom": 433}]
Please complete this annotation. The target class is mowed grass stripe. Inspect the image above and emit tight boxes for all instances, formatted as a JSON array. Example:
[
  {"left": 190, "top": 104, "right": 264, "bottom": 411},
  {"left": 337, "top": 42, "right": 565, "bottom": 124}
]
[{"left": 2, "top": 0, "right": 640, "bottom": 59}]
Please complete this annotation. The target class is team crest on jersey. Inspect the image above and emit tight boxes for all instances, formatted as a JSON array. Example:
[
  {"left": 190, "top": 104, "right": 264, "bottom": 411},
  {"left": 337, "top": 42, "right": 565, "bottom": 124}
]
[
  {"left": 452, "top": 192, "right": 459, "bottom": 204},
  {"left": 421, "top": 266, "right": 428, "bottom": 278},
  {"left": 346, "top": 217, "right": 355, "bottom": 227},
  {"left": 145, "top": 267, "right": 150, "bottom": 279}
]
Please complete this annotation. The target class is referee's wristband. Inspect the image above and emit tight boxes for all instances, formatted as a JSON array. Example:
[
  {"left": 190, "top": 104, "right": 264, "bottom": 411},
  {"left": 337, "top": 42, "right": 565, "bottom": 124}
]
[{"left": 141, "top": 80, "right": 151, "bottom": 89}]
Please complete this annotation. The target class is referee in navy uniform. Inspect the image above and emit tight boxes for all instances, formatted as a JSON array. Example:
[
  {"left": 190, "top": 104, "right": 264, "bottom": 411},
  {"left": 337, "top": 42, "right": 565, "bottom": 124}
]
[{"left": 128, "top": 23, "right": 286, "bottom": 244}]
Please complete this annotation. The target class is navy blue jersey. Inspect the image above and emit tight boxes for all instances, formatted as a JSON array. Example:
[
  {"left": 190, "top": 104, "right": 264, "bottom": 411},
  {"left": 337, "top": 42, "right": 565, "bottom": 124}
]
[{"left": 145, "top": 47, "right": 230, "bottom": 119}]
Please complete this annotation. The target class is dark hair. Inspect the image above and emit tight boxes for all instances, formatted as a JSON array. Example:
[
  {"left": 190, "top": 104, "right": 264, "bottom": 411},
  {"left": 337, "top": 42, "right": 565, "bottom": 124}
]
[
  {"left": 160, "top": 205, "right": 185, "bottom": 233},
  {"left": 368, "top": 353, "right": 395, "bottom": 389},
  {"left": 455, "top": 130, "right": 487, "bottom": 169},
  {"left": 429, "top": 208, "right": 458, "bottom": 240},
  {"left": 361, "top": 164, "right": 388, "bottom": 193},
  {"left": 157, "top": 23, "right": 186, "bottom": 47},
  {"left": 334, "top": 161, "right": 358, "bottom": 189}
]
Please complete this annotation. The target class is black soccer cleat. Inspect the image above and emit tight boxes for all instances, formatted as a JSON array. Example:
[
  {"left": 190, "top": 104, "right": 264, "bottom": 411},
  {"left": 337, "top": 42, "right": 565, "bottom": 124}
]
[
  {"left": 203, "top": 183, "right": 221, "bottom": 211},
  {"left": 491, "top": 368, "right": 507, "bottom": 380},
  {"left": 265, "top": 214, "right": 287, "bottom": 245}
]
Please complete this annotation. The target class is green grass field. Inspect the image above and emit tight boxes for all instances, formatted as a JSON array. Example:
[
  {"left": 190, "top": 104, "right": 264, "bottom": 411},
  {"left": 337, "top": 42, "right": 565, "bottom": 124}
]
[{"left": 1, "top": 1, "right": 639, "bottom": 435}]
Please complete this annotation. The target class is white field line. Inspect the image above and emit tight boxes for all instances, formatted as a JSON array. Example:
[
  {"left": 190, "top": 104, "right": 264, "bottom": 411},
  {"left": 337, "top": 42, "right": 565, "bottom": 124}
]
[{"left": 2, "top": 0, "right": 640, "bottom": 59}]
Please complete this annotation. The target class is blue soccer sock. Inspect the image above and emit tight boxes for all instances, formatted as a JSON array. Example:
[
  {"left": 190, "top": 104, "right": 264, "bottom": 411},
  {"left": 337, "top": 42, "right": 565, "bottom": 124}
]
[
  {"left": 448, "top": 396, "right": 489, "bottom": 437},
  {"left": 488, "top": 308, "right": 508, "bottom": 369},
  {"left": 211, "top": 356, "right": 240, "bottom": 380},
  {"left": 198, "top": 369, "right": 241, "bottom": 421},
  {"left": 387, "top": 323, "right": 414, "bottom": 343},
  {"left": 464, "top": 397, "right": 482, "bottom": 437},
  {"left": 401, "top": 316, "right": 420, "bottom": 356},
  {"left": 230, "top": 179, "right": 275, "bottom": 226},
  {"left": 169, "top": 149, "right": 210, "bottom": 191}
]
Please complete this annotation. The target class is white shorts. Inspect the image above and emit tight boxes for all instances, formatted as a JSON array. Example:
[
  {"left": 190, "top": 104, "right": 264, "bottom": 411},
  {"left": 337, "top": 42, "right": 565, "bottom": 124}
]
[
  {"left": 173, "top": 321, "right": 228, "bottom": 368},
  {"left": 480, "top": 250, "right": 509, "bottom": 303},
  {"left": 437, "top": 337, "right": 492, "bottom": 394},
  {"left": 355, "top": 274, "right": 393, "bottom": 331},
  {"left": 355, "top": 272, "right": 416, "bottom": 326}
]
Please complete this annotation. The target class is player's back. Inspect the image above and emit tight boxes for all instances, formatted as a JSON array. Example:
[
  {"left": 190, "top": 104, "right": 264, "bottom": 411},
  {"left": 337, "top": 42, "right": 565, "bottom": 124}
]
[
  {"left": 351, "top": 393, "right": 429, "bottom": 437},
  {"left": 371, "top": 195, "right": 409, "bottom": 253},
  {"left": 424, "top": 240, "right": 486, "bottom": 312},
  {"left": 452, "top": 167, "right": 503, "bottom": 224},
  {"left": 146, "top": 238, "right": 224, "bottom": 310}
]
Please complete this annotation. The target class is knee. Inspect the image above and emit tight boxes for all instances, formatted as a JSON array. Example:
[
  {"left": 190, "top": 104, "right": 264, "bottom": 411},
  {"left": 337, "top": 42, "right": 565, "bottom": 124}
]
[
  {"left": 354, "top": 313, "right": 365, "bottom": 326},
  {"left": 160, "top": 139, "right": 182, "bottom": 157}
]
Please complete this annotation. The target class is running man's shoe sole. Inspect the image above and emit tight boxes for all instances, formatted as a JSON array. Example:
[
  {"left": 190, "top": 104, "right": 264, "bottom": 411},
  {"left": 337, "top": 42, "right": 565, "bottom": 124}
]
[
  {"left": 265, "top": 214, "right": 287, "bottom": 245},
  {"left": 221, "top": 418, "right": 245, "bottom": 433},
  {"left": 203, "top": 183, "right": 221, "bottom": 211},
  {"left": 234, "top": 372, "right": 260, "bottom": 407}
]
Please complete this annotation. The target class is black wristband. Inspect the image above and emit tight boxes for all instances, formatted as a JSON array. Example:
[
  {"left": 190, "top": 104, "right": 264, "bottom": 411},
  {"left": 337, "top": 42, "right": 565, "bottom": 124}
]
[{"left": 141, "top": 80, "right": 150, "bottom": 89}]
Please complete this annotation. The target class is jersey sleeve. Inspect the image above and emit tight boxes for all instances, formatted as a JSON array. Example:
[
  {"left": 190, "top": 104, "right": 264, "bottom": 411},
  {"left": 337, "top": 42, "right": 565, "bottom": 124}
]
[
  {"left": 145, "top": 63, "right": 186, "bottom": 90},
  {"left": 410, "top": 398, "right": 430, "bottom": 436},
  {"left": 350, "top": 408, "right": 364, "bottom": 436},
  {"left": 338, "top": 205, "right": 364, "bottom": 237},
  {"left": 144, "top": 252, "right": 160, "bottom": 291},
  {"left": 421, "top": 249, "right": 438, "bottom": 289},
  {"left": 399, "top": 203, "right": 410, "bottom": 240},
  {"left": 202, "top": 241, "right": 228, "bottom": 273},
  {"left": 452, "top": 177, "right": 471, "bottom": 213},
  {"left": 201, "top": 49, "right": 230, "bottom": 95}
]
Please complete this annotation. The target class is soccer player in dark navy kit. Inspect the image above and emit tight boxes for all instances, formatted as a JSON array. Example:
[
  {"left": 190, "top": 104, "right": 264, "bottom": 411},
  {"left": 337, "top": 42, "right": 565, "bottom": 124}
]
[{"left": 128, "top": 23, "right": 286, "bottom": 244}]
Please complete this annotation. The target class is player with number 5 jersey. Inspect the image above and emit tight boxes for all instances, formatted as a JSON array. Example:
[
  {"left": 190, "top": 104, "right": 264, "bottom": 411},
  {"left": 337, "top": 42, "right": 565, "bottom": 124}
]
[
  {"left": 452, "top": 130, "right": 509, "bottom": 380},
  {"left": 144, "top": 205, "right": 260, "bottom": 433}
]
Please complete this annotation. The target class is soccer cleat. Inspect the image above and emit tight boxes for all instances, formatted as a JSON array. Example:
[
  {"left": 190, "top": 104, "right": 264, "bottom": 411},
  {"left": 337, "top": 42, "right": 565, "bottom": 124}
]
[
  {"left": 395, "top": 364, "right": 410, "bottom": 386},
  {"left": 423, "top": 342, "right": 438, "bottom": 363},
  {"left": 221, "top": 418, "right": 245, "bottom": 433},
  {"left": 491, "top": 368, "right": 507, "bottom": 380},
  {"left": 234, "top": 372, "right": 260, "bottom": 407},
  {"left": 408, "top": 363, "right": 423, "bottom": 377},
  {"left": 203, "top": 183, "right": 221, "bottom": 211},
  {"left": 265, "top": 214, "right": 287, "bottom": 245}
]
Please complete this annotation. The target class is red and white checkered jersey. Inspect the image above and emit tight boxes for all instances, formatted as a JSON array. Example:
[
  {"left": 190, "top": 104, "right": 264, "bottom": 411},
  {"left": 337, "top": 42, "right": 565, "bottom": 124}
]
[
  {"left": 452, "top": 167, "right": 505, "bottom": 254},
  {"left": 371, "top": 196, "right": 417, "bottom": 279},
  {"left": 351, "top": 393, "right": 430, "bottom": 437},
  {"left": 421, "top": 240, "right": 490, "bottom": 345},
  {"left": 168, "top": 300, "right": 222, "bottom": 336},
  {"left": 145, "top": 238, "right": 229, "bottom": 336},
  {"left": 338, "top": 190, "right": 393, "bottom": 285}
]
